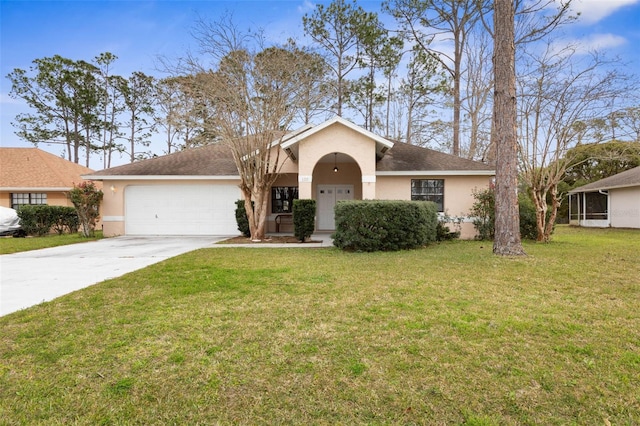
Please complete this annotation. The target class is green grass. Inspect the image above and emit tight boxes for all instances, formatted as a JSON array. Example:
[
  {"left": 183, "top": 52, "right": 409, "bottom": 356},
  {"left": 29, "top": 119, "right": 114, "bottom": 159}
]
[
  {"left": 1, "top": 226, "right": 639, "bottom": 425},
  {"left": 0, "top": 231, "right": 103, "bottom": 254}
]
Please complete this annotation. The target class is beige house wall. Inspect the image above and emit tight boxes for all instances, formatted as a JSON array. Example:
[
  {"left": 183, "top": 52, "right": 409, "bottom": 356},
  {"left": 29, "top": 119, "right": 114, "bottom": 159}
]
[
  {"left": 0, "top": 190, "right": 73, "bottom": 208},
  {"left": 376, "top": 175, "right": 492, "bottom": 239},
  {"left": 297, "top": 123, "right": 376, "bottom": 200},
  {"left": 275, "top": 148, "right": 298, "bottom": 174},
  {"left": 610, "top": 187, "right": 640, "bottom": 228}
]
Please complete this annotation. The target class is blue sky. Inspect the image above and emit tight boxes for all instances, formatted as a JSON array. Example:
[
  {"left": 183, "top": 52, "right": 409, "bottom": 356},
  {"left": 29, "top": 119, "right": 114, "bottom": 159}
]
[{"left": 1, "top": 0, "right": 639, "bottom": 168}]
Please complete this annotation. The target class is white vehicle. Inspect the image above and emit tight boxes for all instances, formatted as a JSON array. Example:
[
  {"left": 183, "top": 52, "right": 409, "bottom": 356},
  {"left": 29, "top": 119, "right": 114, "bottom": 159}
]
[{"left": 0, "top": 206, "right": 23, "bottom": 237}]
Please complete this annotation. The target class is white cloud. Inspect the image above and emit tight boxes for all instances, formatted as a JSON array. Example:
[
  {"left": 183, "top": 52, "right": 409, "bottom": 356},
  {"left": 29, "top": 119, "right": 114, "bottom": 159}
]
[
  {"left": 297, "top": 0, "right": 315, "bottom": 14},
  {"left": 571, "top": 0, "right": 640, "bottom": 24},
  {"left": 556, "top": 33, "right": 628, "bottom": 55}
]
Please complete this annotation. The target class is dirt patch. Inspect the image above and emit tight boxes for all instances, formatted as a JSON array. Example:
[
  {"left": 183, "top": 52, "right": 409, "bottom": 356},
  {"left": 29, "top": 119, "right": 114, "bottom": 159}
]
[{"left": 219, "top": 235, "right": 321, "bottom": 244}]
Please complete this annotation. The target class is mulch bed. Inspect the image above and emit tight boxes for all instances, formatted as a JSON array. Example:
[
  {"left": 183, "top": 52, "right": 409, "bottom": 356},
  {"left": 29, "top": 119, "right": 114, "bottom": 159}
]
[{"left": 219, "top": 236, "right": 321, "bottom": 244}]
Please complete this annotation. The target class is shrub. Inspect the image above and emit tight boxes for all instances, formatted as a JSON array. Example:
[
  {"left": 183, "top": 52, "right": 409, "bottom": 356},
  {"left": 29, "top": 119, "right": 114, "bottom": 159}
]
[
  {"left": 332, "top": 200, "right": 438, "bottom": 252},
  {"left": 436, "top": 211, "right": 462, "bottom": 241},
  {"left": 68, "top": 182, "right": 103, "bottom": 237},
  {"left": 16, "top": 205, "right": 80, "bottom": 236},
  {"left": 51, "top": 206, "right": 79, "bottom": 235},
  {"left": 293, "top": 199, "right": 316, "bottom": 242},
  {"left": 518, "top": 193, "right": 539, "bottom": 240},
  {"left": 16, "top": 205, "right": 54, "bottom": 236},
  {"left": 235, "top": 200, "right": 251, "bottom": 237},
  {"left": 469, "top": 187, "right": 551, "bottom": 241},
  {"left": 469, "top": 188, "right": 495, "bottom": 241}
]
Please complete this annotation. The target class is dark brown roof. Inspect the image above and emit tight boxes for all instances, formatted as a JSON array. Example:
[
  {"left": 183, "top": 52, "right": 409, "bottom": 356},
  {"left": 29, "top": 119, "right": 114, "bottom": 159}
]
[
  {"left": 569, "top": 166, "right": 640, "bottom": 193},
  {"left": 87, "top": 137, "right": 493, "bottom": 177},
  {"left": 376, "top": 141, "right": 494, "bottom": 172},
  {"left": 88, "top": 143, "right": 238, "bottom": 176}
]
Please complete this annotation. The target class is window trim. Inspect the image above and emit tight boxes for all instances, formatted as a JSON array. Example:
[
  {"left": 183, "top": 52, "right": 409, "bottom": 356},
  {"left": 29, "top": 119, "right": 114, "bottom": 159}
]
[
  {"left": 410, "top": 179, "right": 444, "bottom": 212},
  {"left": 10, "top": 192, "right": 47, "bottom": 210},
  {"left": 271, "top": 186, "right": 299, "bottom": 214}
]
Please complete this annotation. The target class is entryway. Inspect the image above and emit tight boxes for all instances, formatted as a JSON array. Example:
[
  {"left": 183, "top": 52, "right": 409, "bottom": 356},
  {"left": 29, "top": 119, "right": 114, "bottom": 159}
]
[{"left": 317, "top": 184, "right": 354, "bottom": 230}]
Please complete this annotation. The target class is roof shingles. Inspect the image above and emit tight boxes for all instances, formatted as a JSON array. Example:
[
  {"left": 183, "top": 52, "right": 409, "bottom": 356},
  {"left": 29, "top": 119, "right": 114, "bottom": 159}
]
[
  {"left": 88, "top": 140, "right": 493, "bottom": 177},
  {"left": 0, "top": 148, "right": 95, "bottom": 188},
  {"left": 376, "top": 141, "right": 493, "bottom": 172},
  {"left": 570, "top": 166, "right": 640, "bottom": 192},
  {"left": 88, "top": 143, "right": 238, "bottom": 176}
]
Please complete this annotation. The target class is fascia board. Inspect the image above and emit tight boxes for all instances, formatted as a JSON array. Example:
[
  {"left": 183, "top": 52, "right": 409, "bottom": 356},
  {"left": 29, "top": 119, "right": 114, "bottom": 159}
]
[
  {"left": 568, "top": 183, "right": 640, "bottom": 194},
  {"left": 0, "top": 187, "right": 74, "bottom": 191},
  {"left": 81, "top": 175, "right": 241, "bottom": 181},
  {"left": 281, "top": 116, "right": 394, "bottom": 150},
  {"left": 376, "top": 170, "right": 495, "bottom": 176}
]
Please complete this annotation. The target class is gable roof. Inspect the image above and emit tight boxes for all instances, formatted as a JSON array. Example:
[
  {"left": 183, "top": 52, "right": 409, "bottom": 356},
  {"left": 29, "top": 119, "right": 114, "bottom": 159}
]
[
  {"left": 569, "top": 166, "right": 640, "bottom": 193},
  {"left": 280, "top": 116, "right": 394, "bottom": 161},
  {"left": 85, "top": 120, "right": 494, "bottom": 179},
  {"left": 85, "top": 143, "right": 238, "bottom": 179},
  {"left": 0, "top": 148, "right": 95, "bottom": 190}
]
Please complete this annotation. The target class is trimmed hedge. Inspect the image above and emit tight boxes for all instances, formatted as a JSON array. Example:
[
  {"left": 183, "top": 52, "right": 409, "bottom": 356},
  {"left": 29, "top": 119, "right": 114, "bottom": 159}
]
[
  {"left": 235, "top": 200, "right": 251, "bottom": 237},
  {"left": 332, "top": 200, "right": 438, "bottom": 252},
  {"left": 293, "top": 199, "right": 316, "bottom": 242},
  {"left": 16, "top": 205, "right": 79, "bottom": 236}
]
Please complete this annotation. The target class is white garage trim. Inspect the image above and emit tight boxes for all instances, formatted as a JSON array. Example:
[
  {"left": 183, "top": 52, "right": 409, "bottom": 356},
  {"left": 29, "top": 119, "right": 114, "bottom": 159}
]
[{"left": 125, "top": 184, "right": 240, "bottom": 236}]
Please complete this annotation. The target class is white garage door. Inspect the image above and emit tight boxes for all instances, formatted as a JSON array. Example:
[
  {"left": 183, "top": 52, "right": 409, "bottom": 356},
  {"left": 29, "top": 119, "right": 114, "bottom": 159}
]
[{"left": 125, "top": 184, "right": 240, "bottom": 235}]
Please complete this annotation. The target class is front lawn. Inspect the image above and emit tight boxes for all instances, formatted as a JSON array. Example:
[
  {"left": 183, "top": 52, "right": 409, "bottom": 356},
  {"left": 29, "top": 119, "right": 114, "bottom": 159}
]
[
  {"left": 0, "top": 231, "right": 103, "bottom": 254},
  {"left": 1, "top": 226, "right": 638, "bottom": 424}
]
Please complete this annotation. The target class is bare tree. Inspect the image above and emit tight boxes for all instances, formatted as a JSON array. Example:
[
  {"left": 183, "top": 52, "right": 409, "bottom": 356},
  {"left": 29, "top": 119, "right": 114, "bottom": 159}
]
[
  {"left": 517, "top": 45, "right": 632, "bottom": 242},
  {"left": 460, "top": 30, "right": 492, "bottom": 161},
  {"left": 385, "top": 0, "right": 491, "bottom": 156},
  {"left": 285, "top": 40, "right": 333, "bottom": 125},
  {"left": 397, "top": 48, "right": 448, "bottom": 145},
  {"left": 154, "top": 78, "right": 183, "bottom": 154},
  {"left": 618, "top": 106, "right": 640, "bottom": 142},
  {"left": 179, "top": 16, "right": 307, "bottom": 240},
  {"left": 492, "top": 0, "right": 526, "bottom": 256}
]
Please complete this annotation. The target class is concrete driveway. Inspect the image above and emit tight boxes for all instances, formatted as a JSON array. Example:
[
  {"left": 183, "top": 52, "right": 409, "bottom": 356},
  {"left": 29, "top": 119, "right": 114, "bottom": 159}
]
[{"left": 0, "top": 236, "right": 226, "bottom": 317}]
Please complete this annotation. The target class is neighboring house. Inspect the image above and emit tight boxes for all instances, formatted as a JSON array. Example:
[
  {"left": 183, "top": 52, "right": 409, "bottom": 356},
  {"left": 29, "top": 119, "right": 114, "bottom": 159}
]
[
  {"left": 568, "top": 166, "right": 640, "bottom": 229},
  {"left": 85, "top": 117, "right": 494, "bottom": 239},
  {"left": 0, "top": 147, "right": 99, "bottom": 210}
]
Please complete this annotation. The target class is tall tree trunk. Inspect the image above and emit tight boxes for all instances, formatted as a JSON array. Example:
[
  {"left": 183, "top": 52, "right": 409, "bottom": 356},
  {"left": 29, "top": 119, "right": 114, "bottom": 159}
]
[
  {"left": 492, "top": 0, "right": 526, "bottom": 256},
  {"left": 452, "top": 61, "right": 461, "bottom": 156}
]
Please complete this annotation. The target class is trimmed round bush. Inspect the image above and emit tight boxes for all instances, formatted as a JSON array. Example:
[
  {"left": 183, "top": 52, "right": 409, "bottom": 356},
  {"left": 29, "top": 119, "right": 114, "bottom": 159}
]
[{"left": 332, "top": 200, "right": 438, "bottom": 252}]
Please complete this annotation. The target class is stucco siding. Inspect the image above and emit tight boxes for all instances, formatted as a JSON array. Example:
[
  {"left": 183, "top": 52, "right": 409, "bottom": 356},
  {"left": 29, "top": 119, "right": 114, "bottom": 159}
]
[
  {"left": 0, "top": 191, "right": 73, "bottom": 208},
  {"left": 376, "top": 175, "right": 491, "bottom": 214},
  {"left": 610, "top": 187, "right": 640, "bottom": 228},
  {"left": 376, "top": 175, "right": 492, "bottom": 239}
]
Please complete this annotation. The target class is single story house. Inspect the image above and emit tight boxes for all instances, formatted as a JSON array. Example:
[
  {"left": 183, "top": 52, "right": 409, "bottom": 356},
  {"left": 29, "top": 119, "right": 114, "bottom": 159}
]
[
  {"left": 568, "top": 165, "right": 640, "bottom": 229},
  {"left": 84, "top": 117, "right": 494, "bottom": 239},
  {"left": 0, "top": 147, "right": 99, "bottom": 210}
]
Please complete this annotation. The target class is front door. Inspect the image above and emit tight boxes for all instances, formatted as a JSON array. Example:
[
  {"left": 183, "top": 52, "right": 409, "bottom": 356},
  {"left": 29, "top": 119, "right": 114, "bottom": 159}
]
[{"left": 317, "top": 185, "right": 354, "bottom": 230}]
